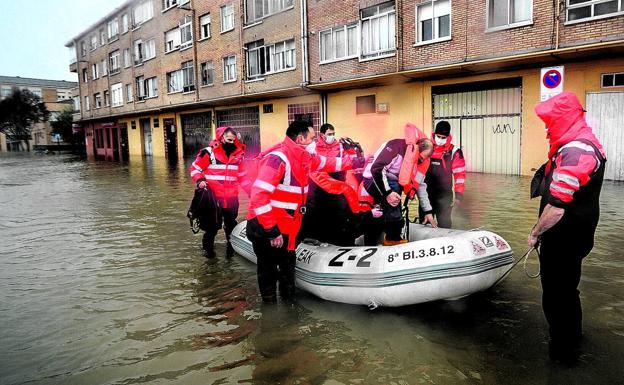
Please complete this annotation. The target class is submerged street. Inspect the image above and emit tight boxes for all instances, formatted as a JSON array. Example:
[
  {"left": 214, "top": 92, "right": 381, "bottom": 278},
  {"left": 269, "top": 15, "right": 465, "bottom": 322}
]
[{"left": 1, "top": 153, "right": 623, "bottom": 385}]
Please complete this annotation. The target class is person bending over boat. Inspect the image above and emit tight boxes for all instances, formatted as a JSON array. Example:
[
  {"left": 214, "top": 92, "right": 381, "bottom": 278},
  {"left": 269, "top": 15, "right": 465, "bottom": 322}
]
[
  {"left": 359, "top": 123, "right": 436, "bottom": 246},
  {"left": 189, "top": 126, "right": 251, "bottom": 258},
  {"left": 419, "top": 121, "right": 466, "bottom": 228},
  {"left": 246, "top": 120, "right": 365, "bottom": 303},
  {"left": 528, "top": 92, "right": 606, "bottom": 364}
]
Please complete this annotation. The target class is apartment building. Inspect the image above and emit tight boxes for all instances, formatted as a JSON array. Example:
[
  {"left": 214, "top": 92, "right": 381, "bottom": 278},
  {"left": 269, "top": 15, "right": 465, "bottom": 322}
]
[
  {"left": 0, "top": 76, "right": 77, "bottom": 152},
  {"left": 67, "top": 0, "right": 624, "bottom": 179}
]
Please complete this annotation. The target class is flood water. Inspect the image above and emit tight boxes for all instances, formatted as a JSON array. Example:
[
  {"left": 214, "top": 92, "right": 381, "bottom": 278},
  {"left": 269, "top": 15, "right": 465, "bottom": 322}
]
[{"left": 1, "top": 153, "right": 623, "bottom": 385}]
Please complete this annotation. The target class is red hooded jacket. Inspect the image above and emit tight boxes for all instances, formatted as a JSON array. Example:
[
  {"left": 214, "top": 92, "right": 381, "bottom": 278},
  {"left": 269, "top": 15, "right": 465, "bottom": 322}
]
[
  {"left": 189, "top": 126, "right": 251, "bottom": 207},
  {"left": 535, "top": 92, "right": 606, "bottom": 206},
  {"left": 427, "top": 133, "right": 466, "bottom": 195},
  {"left": 247, "top": 136, "right": 354, "bottom": 250}
]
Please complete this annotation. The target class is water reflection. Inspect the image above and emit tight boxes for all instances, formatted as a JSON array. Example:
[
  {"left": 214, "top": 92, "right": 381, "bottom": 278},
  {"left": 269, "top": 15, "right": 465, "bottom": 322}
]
[{"left": 0, "top": 153, "right": 623, "bottom": 385}]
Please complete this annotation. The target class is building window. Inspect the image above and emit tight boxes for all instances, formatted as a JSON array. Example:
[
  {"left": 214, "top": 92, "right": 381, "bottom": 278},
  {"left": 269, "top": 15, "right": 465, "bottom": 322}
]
[
  {"left": 165, "top": 28, "right": 181, "bottom": 52},
  {"left": 84, "top": 95, "right": 90, "bottom": 111},
  {"left": 101, "top": 59, "right": 108, "bottom": 76},
  {"left": 126, "top": 84, "right": 134, "bottom": 102},
  {"left": 199, "top": 13, "right": 211, "bottom": 39},
  {"left": 221, "top": 4, "right": 235, "bottom": 32},
  {"left": 267, "top": 39, "right": 295, "bottom": 73},
  {"left": 107, "top": 18, "right": 119, "bottom": 40},
  {"left": 201, "top": 61, "right": 214, "bottom": 85},
  {"left": 180, "top": 15, "right": 193, "bottom": 48},
  {"left": 90, "top": 34, "right": 98, "bottom": 51},
  {"left": 92, "top": 63, "right": 99, "bottom": 79},
  {"left": 163, "top": 0, "right": 178, "bottom": 10},
  {"left": 99, "top": 28, "right": 107, "bottom": 45},
  {"left": 136, "top": 76, "right": 158, "bottom": 99},
  {"left": 109, "top": 50, "right": 121, "bottom": 73},
  {"left": 245, "top": 0, "right": 294, "bottom": 24},
  {"left": 94, "top": 93, "right": 102, "bottom": 108},
  {"left": 360, "top": 2, "right": 396, "bottom": 59},
  {"left": 111, "top": 83, "right": 123, "bottom": 107},
  {"left": 121, "top": 14, "right": 129, "bottom": 34},
  {"left": 135, "top": 38, "right": 155, "bottom": 64},
  {"left": 356, "top": 95, "right": 376, "bottom": 114},
  {"left": 566, "top": 0, "right": 623, "bottom": 22},
  {"left": 167, "top": 62, "right": 195, "bottom": 93},
  {"left": 82, "top": 68, "right": 88, "bottom": 82},
  {"left": 133, "top": 0, "right": 154, "bottom": 28},
  {"left": 602, "top": 72, "right": 624, "bottom": 87},
  {"left": 487, "top": 0, "right": 532, "bottom": 30},
  {"left": 416, "top": 0, "right": 451, "bottom": 44},
  {"left": 103, "top": 90, "right": 110, "bottom": 106},
  {"left": 319, "top": 24, "right": 358, "bottom": 63},
  {"left": 123, "top": 48, "right": 131, "bottom": 68},
  {"left": 223, "top": 55, "right": 237, "bottom": 82},
  {"left": 80, "top": 41, "right": 87, "bottom": 56},
  {"left": 246, "top": 40, "right": 265, "bottom": 79}
]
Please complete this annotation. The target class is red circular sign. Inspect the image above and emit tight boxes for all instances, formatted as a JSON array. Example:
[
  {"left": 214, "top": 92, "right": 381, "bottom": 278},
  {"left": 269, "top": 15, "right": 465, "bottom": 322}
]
[{"left": 543, "top": 70, "right": 562, "bottom": 89}]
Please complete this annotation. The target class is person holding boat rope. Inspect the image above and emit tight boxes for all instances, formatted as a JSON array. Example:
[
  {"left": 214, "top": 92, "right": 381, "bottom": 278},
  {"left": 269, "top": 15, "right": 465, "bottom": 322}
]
[{"left": 528, "top": 92, "right": 606, "bottom": 364}]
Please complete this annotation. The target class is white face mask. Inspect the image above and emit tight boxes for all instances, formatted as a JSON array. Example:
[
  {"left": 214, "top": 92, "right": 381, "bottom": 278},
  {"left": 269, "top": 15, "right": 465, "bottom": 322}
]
[
  {"left": 435, "top": 136, "right": 447, "bottom": 146},
  {"left": 305, "top": 142, "right": 316, "bottom": 154},
  {"left": 324, "top": 135, "right": 335, "bottom": 144}
]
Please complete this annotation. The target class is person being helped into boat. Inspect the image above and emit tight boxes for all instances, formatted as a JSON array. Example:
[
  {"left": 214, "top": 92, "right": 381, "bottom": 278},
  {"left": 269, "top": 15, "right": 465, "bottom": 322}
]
[
  {"left": 246, "top": 120, "right": 365, "bottom": 303},
  {"left": 306, "top": 123, "right": 363, "bottom": 181},
  {"left": 418, "top": 121, "right": 466, "bottom": 228},
  {"left": 360, "top": 123, "right": 436, "bottom": 246},
  {"left": 189, "top": 126, "right": 251, "bottom": 258},
  {"left": 527, "top": 92, "right": 606, "bottom": 364}
]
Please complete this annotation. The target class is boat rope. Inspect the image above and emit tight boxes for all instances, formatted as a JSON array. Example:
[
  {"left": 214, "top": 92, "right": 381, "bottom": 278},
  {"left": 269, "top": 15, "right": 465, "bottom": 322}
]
[{"left": 492, "top": 245, "right": 541, "bottom": 287}]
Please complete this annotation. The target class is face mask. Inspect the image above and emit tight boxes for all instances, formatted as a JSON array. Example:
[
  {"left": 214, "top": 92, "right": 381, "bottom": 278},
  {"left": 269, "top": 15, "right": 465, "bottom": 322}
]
[
  {"left": 435, "top": 136, "right": 447, "bottom": 146},
  {"left": 324, "top": 135, "right": 335, "bottom": 144},
  {"left": 305, "top": 142, "right": 316, "bottom": 154}
]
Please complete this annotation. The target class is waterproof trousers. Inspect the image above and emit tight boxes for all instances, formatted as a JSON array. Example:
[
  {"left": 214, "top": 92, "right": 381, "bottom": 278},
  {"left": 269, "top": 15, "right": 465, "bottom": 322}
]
[
  {"left": 419, "top": 192, "right": 453, "bottom": 228},
  {"left": 203, "top": 197, "right": 239, "bottom": 254},
  {"left": 539, "top": 232, "right": 587, "bottom": 356},
  {"left": 247, "top": 219, "right": 296, "bottom": 303},
  {"left": 363, "top": 179, "right": 404, "bottom": 242}
]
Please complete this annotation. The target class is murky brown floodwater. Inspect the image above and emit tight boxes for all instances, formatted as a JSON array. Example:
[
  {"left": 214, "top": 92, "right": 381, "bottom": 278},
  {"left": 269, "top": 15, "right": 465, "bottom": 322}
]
[{"left": 1, "top": 153, "right": 623, "bottom": 385}]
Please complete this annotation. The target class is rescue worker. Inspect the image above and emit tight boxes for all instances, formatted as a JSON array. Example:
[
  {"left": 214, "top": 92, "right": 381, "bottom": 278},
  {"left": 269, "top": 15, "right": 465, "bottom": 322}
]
[
  {"left": 360, "top": 123, "right": 436, "bottom": 246},
  {"left": 419, "top": 121, "right": 466, "bottom": 228},
  {"left": 527, "top": 92, "right": 606, "bottom": 364},
  {"left": 306, "top": 123, "right": 361, "bottom": 180},
  {"left": 189, "top": 126, "right": 251, "bottom": 258},
  {"left": 246, "top": 120, "right": 364, "bottom": 303}
]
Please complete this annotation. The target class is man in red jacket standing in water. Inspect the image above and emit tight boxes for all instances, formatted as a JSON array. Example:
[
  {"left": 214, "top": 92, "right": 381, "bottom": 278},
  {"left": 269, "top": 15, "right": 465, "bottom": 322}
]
[
  {"left": 189, "top": 126, "right": 251, "bottom": 257},
  {"left": 247, "top": 120, "right": 363, "bottom": 303},
  {"left": 528, "top": 92, "right": 606, "bottom": 364}
]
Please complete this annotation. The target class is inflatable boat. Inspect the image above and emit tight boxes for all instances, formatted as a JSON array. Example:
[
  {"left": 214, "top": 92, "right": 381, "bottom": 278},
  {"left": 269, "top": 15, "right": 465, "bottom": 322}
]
[{"left": 230, "top": 221, "right": 514, "bottom": 307}]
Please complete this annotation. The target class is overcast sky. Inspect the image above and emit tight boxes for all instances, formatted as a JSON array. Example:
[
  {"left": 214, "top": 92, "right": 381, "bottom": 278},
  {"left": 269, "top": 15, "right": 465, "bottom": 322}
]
[{"left": 0, "top": 0, "right": 127, "bottom": 82}]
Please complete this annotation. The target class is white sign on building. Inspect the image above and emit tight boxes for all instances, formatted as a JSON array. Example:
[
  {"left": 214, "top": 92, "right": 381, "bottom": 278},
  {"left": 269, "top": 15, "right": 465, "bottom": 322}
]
[{"left": 540, "top": 66, "right": 565, "bottom": 101}]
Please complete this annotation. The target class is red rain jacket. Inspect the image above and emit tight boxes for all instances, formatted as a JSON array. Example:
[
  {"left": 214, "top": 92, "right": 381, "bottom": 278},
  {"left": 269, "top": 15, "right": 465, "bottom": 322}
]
[{"left": 189, "top": 126, "right": 251, "bottom": 207}]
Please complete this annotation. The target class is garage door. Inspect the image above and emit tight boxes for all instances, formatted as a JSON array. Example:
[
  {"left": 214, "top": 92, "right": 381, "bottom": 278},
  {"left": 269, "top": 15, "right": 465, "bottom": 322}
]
[
  {"left": 181, "top": 112, "right": 212, "bottom": 158},
  {"left": 433, "top": 86, "right": 522, "bottom": 175},
  {"left": 586, "top": 92, "right": 624, "bottom": 181},
  {"left": 217, "top": 107, "right": 261, "bottom": 158}
]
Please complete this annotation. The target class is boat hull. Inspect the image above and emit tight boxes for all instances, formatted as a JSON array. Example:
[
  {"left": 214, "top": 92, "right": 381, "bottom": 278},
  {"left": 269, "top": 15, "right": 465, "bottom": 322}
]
[{"left": 230, "top": 221, "right": 513, "bottom": 307}]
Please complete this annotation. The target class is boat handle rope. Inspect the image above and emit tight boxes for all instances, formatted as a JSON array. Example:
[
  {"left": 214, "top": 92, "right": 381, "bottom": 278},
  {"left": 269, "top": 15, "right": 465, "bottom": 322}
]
[{"left": 493, "top": 245, "right": 541, "bottom": 288}]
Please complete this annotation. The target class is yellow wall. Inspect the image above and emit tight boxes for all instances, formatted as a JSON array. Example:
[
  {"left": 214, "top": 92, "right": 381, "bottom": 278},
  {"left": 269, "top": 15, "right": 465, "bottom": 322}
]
[
  {"left": 0, "top": 133, "right": 6, "bottom": 151},
  {"left": 326, "top": 57, "right": 624, "bottom": 175},
  {"left": 327, "top": 83, "right": 424, "bottom": 157},
  {"left": 123, "top": 118, "right": 144, "bottom": 156},
  {"left": 258, "top": 94, "right": 320, "bottom": 148}
]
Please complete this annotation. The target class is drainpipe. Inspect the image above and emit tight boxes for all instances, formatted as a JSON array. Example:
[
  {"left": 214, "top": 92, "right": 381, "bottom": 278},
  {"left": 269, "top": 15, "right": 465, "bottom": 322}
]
[
  {"left": 555, "top": 0, "right": 561, "bottom": 50},
  {"left": 190, "top": 0, "right": 200, "bottom": 102},
  {"left": 240, "top": 0, "right": 246, "bottom": 96},
  {"left": 320, "top": 92, "right": 328, "bottom": 124},
  {"left": 300, "top": 0, "right": 309, "bottom": 86},
  {"left": 396, "top": 0, "right": 402, "bottom": 73}
]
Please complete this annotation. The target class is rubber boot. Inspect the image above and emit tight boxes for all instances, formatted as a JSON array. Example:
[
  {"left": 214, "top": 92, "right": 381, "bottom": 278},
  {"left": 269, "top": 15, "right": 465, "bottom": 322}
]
[
  {"left": 202, "top": 232, "right": 216, "bottom": 258},
  {"left": 383, "top": 238, "right": 408, "bottom": 246}
]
